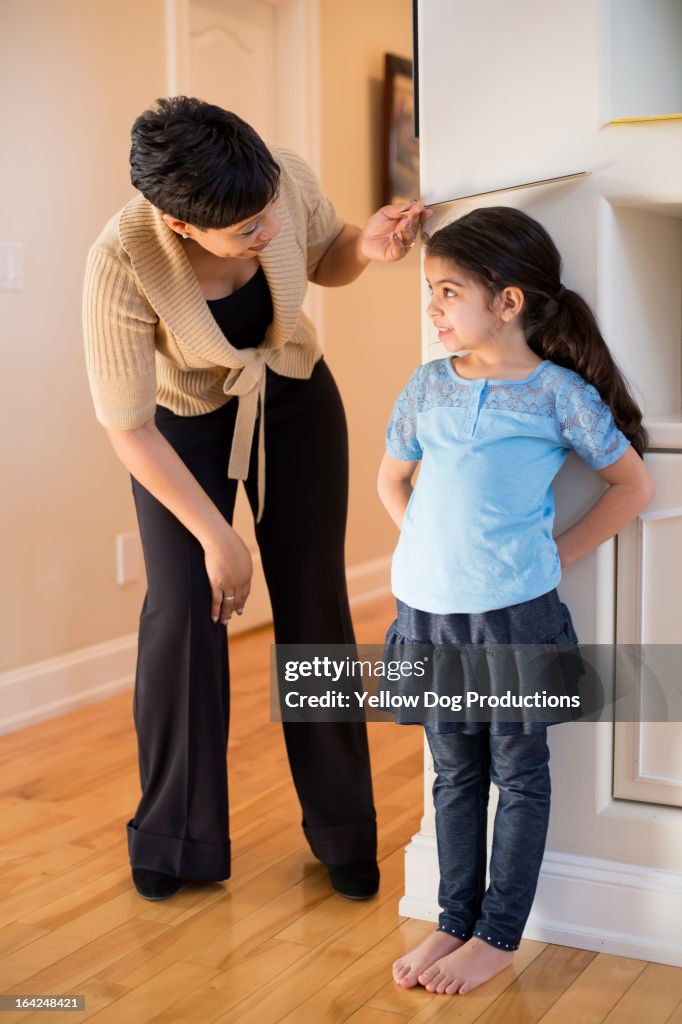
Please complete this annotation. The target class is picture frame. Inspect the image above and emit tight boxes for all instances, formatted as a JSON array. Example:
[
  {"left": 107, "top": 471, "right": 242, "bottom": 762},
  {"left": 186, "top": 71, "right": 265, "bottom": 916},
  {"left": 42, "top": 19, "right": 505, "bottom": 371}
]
[{"left": 382, "top": 53, "right": 420, "bottom": 206}]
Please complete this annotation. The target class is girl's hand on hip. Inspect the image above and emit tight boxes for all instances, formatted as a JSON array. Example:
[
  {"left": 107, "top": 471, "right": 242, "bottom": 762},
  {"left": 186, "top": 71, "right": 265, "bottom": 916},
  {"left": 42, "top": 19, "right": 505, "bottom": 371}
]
[
  {"left": 359, "top": 200, "right": 432, "bottom": 262},
  {"left": 203, "top": 526, "right": 253, "bottom": 624}
]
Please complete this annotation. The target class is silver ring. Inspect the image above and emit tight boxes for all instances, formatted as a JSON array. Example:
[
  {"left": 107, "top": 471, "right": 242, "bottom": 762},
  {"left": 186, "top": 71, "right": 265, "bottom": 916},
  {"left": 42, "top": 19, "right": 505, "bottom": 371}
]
[{"left": 223, "top": 594, "right": 235, "bottom": 602}]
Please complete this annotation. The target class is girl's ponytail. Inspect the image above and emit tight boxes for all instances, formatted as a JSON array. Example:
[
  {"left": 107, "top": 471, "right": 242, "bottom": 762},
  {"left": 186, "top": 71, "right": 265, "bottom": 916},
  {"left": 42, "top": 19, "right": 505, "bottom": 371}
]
[
  {"left": 425, "top": 208, "right": 648, "bottom": 458},
  {"left": 532, "top": 287, "right": 648, "bottom": 458}
]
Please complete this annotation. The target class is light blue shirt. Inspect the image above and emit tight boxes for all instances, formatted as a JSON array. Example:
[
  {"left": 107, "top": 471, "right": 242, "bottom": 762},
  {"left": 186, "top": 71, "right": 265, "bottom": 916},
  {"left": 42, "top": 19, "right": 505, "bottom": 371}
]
[{"left": 386, "top": 357, "right": 631, "bottom": 614}]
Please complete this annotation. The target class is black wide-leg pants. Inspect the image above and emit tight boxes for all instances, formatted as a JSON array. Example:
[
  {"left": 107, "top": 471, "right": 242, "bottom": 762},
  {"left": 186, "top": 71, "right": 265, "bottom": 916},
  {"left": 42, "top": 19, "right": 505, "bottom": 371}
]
[{"left": 126, "top": 359, "right": 377, "bottom": 880}]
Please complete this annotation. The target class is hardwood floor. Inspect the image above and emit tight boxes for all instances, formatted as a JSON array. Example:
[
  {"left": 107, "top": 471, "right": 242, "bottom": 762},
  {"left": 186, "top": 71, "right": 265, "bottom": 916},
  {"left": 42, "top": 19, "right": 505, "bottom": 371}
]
[{"left": 0, "top": 595, "right": 680, "bottom": 1023}]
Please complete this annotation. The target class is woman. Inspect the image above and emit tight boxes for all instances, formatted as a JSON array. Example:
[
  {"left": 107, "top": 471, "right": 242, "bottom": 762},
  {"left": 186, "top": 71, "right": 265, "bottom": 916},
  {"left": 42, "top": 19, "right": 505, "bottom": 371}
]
[{"left": 82, "top": 96, "right": 428, "bottom": 901}]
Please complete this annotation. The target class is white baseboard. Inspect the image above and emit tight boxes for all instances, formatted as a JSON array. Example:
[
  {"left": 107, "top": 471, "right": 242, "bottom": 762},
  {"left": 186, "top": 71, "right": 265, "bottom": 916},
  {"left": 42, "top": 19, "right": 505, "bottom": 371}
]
[
  {"left": 0, "top": 635, "right": 138, "bottom": 736},
  {"left": 399, "top": 830, "right": 682, "bottom": 968},
  {"left": 0, "top": 555, "right": 392, "bottom": 736}
]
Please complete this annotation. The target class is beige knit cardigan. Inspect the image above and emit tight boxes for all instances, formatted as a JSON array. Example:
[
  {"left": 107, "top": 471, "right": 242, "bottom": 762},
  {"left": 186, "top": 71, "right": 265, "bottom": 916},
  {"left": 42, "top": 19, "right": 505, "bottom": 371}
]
[{"left": 82, "top": 146, "right": 345, "bottom": 520}]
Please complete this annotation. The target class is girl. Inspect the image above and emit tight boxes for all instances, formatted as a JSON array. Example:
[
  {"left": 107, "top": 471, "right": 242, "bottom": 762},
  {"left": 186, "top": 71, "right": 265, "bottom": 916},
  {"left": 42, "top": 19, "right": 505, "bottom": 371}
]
[{"left": 377, "top": 207, "right": 654, "bottom": 996}]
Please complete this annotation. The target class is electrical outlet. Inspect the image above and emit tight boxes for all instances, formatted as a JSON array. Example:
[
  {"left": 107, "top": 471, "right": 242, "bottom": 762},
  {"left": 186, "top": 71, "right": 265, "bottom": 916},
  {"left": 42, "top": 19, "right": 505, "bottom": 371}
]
[
  {"left": 0, "top": 242, "right": 24, "bottom": 290},
  {"left": 116, "top": 532, "right": 142, "bottom": 585}
]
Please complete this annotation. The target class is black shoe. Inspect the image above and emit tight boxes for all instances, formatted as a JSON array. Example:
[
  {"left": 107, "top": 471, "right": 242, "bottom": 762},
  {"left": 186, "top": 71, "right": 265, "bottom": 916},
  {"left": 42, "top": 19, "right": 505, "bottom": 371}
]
[
  {"left": 327, "top": 860, "right": 380, "bottom": 900},
  {"left": 132, "top": 867, "right": 183, "bottom": 901}
]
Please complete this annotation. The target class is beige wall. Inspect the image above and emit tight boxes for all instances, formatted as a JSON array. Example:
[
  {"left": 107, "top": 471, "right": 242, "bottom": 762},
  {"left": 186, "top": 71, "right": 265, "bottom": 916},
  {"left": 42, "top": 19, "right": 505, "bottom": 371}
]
[
  {"left": 0, "top": 0, "right": 418, "bottom": 675},
  {"left": 0, "top": 0, "right": 166, "bottom": 671},
  {"left": 317, "top": 0, "right": 422, "bottom": 570}
]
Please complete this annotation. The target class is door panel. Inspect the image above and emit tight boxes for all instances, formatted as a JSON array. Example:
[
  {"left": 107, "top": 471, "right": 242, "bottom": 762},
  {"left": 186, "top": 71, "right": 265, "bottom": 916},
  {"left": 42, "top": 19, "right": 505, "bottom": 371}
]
[{"left": 614, "top": 452, "right": 682, "bottom": 806}]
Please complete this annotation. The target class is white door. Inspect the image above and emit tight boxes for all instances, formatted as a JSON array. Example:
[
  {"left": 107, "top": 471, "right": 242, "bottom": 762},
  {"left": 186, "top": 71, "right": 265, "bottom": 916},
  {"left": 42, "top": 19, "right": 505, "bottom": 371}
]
[
  {"left": 188, "top": 0, "right": 277, "bottom": 140},
  {"left": 166, "top": 0, "right": 319, "bottom": 634}
]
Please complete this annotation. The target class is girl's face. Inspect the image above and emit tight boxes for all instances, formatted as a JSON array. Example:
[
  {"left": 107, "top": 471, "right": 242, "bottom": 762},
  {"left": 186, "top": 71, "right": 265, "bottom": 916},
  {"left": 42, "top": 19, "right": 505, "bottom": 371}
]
[{"left": 424, "top": 255, "right": 499, "bottom": 351}]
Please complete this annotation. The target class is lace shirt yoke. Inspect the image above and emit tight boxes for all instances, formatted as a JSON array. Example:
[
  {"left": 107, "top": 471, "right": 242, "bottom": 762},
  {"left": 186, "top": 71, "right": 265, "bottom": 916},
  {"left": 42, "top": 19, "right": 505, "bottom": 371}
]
[{"left": 386, "top": 357, "right": 629, "bottom": 471}]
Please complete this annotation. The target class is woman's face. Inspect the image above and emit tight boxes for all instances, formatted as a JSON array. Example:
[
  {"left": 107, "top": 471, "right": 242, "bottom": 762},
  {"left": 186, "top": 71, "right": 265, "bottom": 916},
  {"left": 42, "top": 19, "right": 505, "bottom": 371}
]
[{"left": 163, "top": 192, "right": 282, "bottom": 259}]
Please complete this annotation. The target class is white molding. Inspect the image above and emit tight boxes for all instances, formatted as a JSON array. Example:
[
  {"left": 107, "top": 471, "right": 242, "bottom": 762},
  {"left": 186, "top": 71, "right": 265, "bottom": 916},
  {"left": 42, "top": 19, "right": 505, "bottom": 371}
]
[
  {"left": 400, "top": 831, "right": 682, "bottom": 968},
  {"left": 165, "top": 0, "right": 190, "bottom": 95},
  {"left": 0, "top": 636, "right": 138, "bottom": 736}
]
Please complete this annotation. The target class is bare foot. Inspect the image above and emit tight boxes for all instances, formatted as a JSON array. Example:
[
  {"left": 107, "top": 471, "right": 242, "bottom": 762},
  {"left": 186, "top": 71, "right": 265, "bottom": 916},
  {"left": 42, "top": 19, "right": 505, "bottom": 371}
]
[
  {"left": 392, "top": 930, "right": 465, "bottom": 988},
  {"left": 417, "top": 936, "right": 514, "bottom": 995}
]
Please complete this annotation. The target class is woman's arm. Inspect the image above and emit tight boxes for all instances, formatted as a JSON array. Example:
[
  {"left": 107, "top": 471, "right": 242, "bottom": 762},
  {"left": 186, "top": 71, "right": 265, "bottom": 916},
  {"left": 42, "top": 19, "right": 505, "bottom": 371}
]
[
  {"left": 105, "top": 419, "right": 252, "bottom": 623},
  {"left": 555, "top": 446, "right": 655, "bottom": 570},
  {"left": 377, "top": 452, "right": 420, "bottom": 529}
]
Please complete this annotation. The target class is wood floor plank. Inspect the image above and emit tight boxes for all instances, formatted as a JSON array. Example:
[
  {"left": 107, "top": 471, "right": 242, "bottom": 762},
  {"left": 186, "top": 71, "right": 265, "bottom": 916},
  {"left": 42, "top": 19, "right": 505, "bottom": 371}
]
[
  {"left": 0, "top": 920, "right": 166, "bottom": 1018},
  {"left": 6, "top": 977, "right": 131, "bottom": 1024},
  {"left": 19, "top": 865, "right": 132, "bottom": 930},
  {"left": 144, "top": 939, "right": 314, "bottom": 1024},
  {"left": 273, "top": 848, "right": 405, "bottom": 948},
  {"left": 0, "top": 886, "right": 159, "bottom": 988},
  {"left": 0, "top": 846, "right": 124, "bottom": 930},
  {"left": 207, "top": 887, "right": 410, "bottom": 1024},
  {"left": 276, "top": 916, "right": 425, "bottom": 1024},
  {"left": 344, "top": 1009, "right": 411, "bottom": 1024},
  {"left": 130, "top": 871, "right": 332, "bottom": 981},
  {"left": 0, "top": 923, "right": 49, "bottom": 960},
  {"left": 0, "top": 844, "right": 105, "bottom": 897},
  {"left": 601, "top": 964, "right": 682, "bottom": 1024},
  {"left": 458, "top": 944, "right": 596, "bottom": 1024},
  {"left": 664, "top": 996, "right": 682, "bottom": 1024},
  {"left": 79, "top": 960, "right": 217, "bottom": 1023},
  {"left": 536, "top": 953, "right": 647, "bottom": 1024}
]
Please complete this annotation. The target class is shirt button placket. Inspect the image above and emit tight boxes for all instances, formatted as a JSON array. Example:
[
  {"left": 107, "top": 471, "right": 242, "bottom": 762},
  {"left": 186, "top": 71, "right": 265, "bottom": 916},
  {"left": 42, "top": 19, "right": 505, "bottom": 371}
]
[{"left": 465, "top": 380, "right": 486, "bottom": 437}]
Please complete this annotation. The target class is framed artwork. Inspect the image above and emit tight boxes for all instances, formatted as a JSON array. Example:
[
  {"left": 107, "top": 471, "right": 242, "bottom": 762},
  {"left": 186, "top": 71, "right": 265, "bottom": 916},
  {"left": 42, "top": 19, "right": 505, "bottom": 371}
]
[{"left": 382, "top": 53, "right": 420, "bottom": 206}]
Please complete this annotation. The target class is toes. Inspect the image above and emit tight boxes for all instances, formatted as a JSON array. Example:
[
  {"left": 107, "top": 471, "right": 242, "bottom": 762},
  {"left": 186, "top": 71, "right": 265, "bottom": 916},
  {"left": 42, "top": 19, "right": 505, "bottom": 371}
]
[
  {"left": 435, "top": 978, "right": 449, "bottom": 994},
  {"left": 418, "top": 965, "right": 438, "bottom": 983},
  {"left": 445, "top": 980, "right": 462, "bottom": 995},
  {"left": 392, "top": 962, "right": 421, "bottom": 988},
  {"left": 398, "top": 969, "right": 420, "bottom": 989},
  {"left": 392, "top": 961, "right": 409, "bottom": 981},
  {"left": 422, "top": 971, "right": 444, "bottom": 993},
  {"left": 458, "top": 980, "right": 472, "bottom": 995}
]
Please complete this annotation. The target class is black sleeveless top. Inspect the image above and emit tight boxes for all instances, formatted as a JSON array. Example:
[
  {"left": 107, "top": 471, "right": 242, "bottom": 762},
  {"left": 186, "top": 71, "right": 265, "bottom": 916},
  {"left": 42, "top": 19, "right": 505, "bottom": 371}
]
[{"left": 206, "top": 266, "right": 273, "bottom": 350}]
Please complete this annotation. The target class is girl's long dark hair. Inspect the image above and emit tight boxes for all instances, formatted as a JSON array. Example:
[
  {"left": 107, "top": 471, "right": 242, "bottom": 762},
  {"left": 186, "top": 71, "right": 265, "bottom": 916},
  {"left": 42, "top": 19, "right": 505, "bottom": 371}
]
[{"left": 425, "top": 207, "right": 647, "bottom": 457}]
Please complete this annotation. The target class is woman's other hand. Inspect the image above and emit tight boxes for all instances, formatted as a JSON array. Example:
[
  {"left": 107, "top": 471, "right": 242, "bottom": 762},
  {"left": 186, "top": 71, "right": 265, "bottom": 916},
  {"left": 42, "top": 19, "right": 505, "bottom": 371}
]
[
  {"left": 105, "top": 419, "right": 254, "bottom": 624},
  {"left": 359, "top": 200, "right": 432, "bottom": 262},
  {"left": 203, "top": 526, "right": 253, "bottom": 624}
]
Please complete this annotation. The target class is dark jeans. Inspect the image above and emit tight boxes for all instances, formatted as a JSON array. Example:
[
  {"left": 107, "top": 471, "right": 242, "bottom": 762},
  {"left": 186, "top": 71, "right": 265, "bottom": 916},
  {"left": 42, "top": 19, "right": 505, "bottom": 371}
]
[
  {"left": 425, "top": 726, "right": 551, "bottom": 950},
  {"left": 127, "top": 359, "right": 377, "bottom": 880}
]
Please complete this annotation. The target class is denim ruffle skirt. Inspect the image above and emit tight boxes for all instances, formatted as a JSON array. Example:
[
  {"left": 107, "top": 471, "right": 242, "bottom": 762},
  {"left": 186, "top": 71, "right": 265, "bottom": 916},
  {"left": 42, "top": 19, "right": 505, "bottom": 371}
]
[{"left": 383, "top": 588, "right": 585, "bottom": 735}]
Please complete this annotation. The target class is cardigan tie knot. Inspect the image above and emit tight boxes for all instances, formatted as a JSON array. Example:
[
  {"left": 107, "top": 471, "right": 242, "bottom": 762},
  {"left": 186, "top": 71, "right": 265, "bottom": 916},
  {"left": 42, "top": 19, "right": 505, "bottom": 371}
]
[{"left": 222, "top": 350, "right": 267, "bottom": 521}]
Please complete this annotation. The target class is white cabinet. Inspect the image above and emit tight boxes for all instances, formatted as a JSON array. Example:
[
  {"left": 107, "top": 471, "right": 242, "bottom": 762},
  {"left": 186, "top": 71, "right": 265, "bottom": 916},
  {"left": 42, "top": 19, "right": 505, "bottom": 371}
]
[{"left": 614, "top": 453, "right": 682, "bottom": 807}]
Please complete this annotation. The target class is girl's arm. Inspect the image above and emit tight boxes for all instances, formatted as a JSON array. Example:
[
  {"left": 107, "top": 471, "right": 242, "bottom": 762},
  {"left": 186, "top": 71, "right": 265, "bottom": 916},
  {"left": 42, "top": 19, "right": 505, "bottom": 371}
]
[
  {"left": 105, "top": 419, "right": 252, "bottom": 623},
  {"left": 377, "top": 452, "right": 420, "bottom": 529},
  {"left": 555, "top": 446, "right": 655, "bottom": 570}
]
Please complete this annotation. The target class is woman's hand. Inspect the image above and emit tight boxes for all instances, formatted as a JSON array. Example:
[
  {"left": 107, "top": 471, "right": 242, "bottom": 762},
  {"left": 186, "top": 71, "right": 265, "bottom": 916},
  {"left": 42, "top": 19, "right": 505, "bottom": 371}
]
[
  {"left": 203, "top": 524, "right": 253, "bottom": 624},
  {"left": 359, "top": 200, "right": 432, "bottom": 262},
  {"left": 105, "top": 419, "right": 255, "bottom": 626}
]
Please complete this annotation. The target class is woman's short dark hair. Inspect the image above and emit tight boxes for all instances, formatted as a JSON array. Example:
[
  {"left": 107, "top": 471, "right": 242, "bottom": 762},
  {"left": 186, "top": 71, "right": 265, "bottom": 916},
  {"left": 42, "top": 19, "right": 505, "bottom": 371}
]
[{"left": 129, "top": 96, "right": 280, "bottom": 230}]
